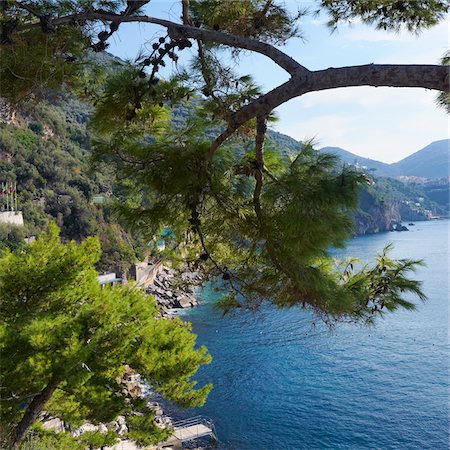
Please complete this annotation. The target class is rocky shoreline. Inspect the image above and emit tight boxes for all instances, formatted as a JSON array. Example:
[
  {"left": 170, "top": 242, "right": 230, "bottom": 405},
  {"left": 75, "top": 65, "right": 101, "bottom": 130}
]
[{"left": 145, "top": 265, "right": 202, "bottom": 313}]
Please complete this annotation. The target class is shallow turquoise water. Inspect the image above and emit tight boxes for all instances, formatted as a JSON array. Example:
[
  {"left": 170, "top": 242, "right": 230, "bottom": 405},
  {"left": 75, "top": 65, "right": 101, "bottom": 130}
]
[{"left": 181, "top": 220, "right": 449, "bottom": 450}]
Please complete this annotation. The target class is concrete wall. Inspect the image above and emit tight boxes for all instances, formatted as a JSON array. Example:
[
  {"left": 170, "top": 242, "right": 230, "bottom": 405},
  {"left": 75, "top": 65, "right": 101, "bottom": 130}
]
[
  {"left": 0, "top": 211, "right": 24, "bottom": 226},
  {"left": 131, "top": 258, "right": 163, "bottom": 287}
]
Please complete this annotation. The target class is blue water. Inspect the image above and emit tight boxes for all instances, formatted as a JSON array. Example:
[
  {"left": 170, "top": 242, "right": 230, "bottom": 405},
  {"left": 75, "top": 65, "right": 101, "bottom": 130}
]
[{"left": 180, "top": 220, "right": 449, "bottom": 450}]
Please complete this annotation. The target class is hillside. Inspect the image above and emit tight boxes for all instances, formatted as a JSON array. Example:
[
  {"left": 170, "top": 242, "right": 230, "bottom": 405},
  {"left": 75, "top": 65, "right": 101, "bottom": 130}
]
[
  {"left": 319, "top": 146, "right": 393, "bottom": 176},
  {"left": 391, "top": 139, "right": 449, "bottom": 178},
  {"left": 0, "top": 93, "right": 146, "bottom": 273},
  {"left": 0, "top": 88, "right": 447, "bottom": 264}
]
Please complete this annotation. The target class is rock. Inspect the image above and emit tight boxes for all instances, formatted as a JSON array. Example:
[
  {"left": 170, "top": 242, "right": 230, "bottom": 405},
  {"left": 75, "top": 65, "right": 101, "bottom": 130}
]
[
  {"left": 98, "top": 423, "right": 109, "bottom": 434},
  {"left": 42, "top": 417, "right": 65, "bottom": 433},
  {"left": 73, "top": 423, "right": 98, "bottom": 437},
  {"left": 154, "top": 415, "right": 172, "bottom": 429},
  {"left": 148, "top": 401, "right": 163, "bottom": 416},
  {"left": 116, "top": 416, "right": 128, "bottom": 435},
  {"left": 106, "top": 421, "right": 118, "bottom": 431},
  {"left": 175, "top": 295, "right": 193, "bottom": 308},
  {"left": 394, "top": 223, "right": 409, "bottom": 232}
]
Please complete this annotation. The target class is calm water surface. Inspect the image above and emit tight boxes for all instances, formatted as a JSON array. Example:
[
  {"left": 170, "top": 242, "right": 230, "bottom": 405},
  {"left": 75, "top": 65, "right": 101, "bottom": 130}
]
[{"left": 180, "top": 220, "right": 449, "bottom": 450}]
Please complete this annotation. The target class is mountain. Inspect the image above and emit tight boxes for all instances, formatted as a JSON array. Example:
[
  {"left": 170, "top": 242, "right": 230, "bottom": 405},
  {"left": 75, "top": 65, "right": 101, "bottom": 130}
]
[
  {"left": 0, "top": 84, "right": 446, "bottom": 263},
  {"left": 269, "top": 130, "right": 449, "bottom": 180},
  {"left": 319, "top": 146, "right": 393, "bottom": 176},
  {"left": 321, "top": 140, "right": 449, "bottom": 179},
  {"left": 390, "top": 139, "right": 449, "bottom": 179}
]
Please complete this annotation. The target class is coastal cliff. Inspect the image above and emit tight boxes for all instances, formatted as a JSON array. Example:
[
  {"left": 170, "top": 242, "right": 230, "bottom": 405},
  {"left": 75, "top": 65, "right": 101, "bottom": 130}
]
[
  {"left": 354, "top": 177, "right": 447, "bottom": 235},
  {"left": 355, "top": 189, "right": 401, "bottom": 235}
]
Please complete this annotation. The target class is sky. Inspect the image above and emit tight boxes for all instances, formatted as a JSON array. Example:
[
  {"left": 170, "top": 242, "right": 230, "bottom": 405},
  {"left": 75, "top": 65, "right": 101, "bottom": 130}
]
[{"left": 107, "top": 1, "right": 449, "bottom": 163}]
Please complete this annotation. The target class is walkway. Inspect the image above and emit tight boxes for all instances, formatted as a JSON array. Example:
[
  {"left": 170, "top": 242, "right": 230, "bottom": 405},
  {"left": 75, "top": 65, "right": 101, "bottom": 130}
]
[{"left": 163, "top": 416, "right": 218, "bottom": 448}]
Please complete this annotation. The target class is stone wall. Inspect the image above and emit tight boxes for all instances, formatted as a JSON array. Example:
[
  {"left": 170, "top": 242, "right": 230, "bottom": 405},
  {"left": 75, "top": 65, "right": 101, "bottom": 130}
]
[{"left": 0, "top": 211, "right": 24, "bottom": 226}]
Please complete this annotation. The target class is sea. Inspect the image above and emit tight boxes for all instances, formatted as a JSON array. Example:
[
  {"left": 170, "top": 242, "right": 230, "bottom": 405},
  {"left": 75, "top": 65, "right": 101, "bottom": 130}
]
[{"left": 177, "top": 219, "right": 449, "bottom": 450}]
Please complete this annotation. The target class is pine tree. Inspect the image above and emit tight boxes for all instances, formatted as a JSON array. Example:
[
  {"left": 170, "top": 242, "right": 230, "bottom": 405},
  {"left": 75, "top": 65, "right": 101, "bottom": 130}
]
[
  {"left": 0, "top": 224, "right": 211, "bottom": 448},
  {"left": 0, "top": 1, "right": 439, "bottom": 319}
]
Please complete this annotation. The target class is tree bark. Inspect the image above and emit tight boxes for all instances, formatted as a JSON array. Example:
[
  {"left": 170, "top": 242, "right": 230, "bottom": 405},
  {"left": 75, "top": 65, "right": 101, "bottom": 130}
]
[
  {"left": 253, "top": 115, "right": 267, "bottom": 218},
  {"left": 11, "top": 376, "right": 60, "bottom": 450}
]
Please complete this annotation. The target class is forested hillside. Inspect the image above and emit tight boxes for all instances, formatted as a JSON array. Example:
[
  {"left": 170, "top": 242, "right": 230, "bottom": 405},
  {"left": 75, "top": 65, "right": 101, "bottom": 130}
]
[
  {"left": 0, "top": 84, "right": 445, "bottom": 267},
  {"left": 0, "top": 93, "right": 146, "bottom": 273}
]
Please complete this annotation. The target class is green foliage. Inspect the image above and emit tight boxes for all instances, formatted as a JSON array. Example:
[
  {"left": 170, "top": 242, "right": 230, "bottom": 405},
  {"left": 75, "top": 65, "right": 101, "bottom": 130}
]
[
  {"left": 96, "top": 223, "right": 137, "bottom": 275},
  {"left": 90, "top": 65, "right": 173, "bottom": 136},
  {"left": 332, "top": 244, "right": 427, "bottom": 323},
  {"left": 0, "top": 0, "right": 435, "bottom": 323},
  {"left": 28, "top": 122, "right": 44, "bottom": 136},
  {"left": 21, "top": 427, "right": 84, "bottom": 450},
  {"left": 0, "top": 26, "right": 90, "bottom": 102},
  {"left": 77, "top": 430, "right": 119, "bottom": 449},
  {"left": 436, "top": 50, "right": 450, "bottom": 113},
  {"left": 0, "top": 225, "right": 211, "bottom": 446},
  {"left": 0, "top": 89, "right": 146, "bottom": 271},
  {"left": 190, "top": 0, "right": 304, "bottom": 44},
  {"left": 0, "top": 223, "right": 26, "bottom": 252},
  {"left": 92, "top": 94, "right": 426, "bottom": 322},
  {"left": 127, "top": 411, "right": 172, "bottom": 447},
  {"left": 320, "top": 0, "right": 448, "bottom": 32}
]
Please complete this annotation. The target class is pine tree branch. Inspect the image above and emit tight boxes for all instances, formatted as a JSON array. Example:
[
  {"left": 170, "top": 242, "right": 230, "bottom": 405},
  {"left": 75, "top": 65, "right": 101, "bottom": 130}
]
[
  {"left": 16, "top": 2, "right": 43, "bottom": 19},
  {"left": 253, "top": 115, "right": 267, "bottom": 220},
  {"left": 14, "top": 12, "right": 307, "bottom": 76},
  {"left": 11, "top": 11, "right": 448, "bottom": 156},
  {"left": 210, "top": 63, "right": 449, "bottom": 153},
  {"left": 181, "top": 0, "right": 192, "bottom": 25}
]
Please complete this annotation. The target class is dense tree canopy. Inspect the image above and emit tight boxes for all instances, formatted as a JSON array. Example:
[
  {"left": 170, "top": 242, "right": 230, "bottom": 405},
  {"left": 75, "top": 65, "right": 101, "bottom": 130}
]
[
  {"left": 0, "top": 225, "right": 211, "bottom": 448},
  {"left": 1, "top": 1, "right": 445, "bottom": 321}
]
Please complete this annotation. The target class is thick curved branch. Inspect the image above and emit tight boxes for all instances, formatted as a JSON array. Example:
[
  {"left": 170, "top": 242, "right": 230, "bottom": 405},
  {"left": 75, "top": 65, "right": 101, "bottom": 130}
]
[
  {"left": 15, "top": 12, "right": 307, "bottom": 76},
  {"left": 310, "top": 64, "right": 449, "bottom": 93},
  {"left": 206, "top": 127, "right": 235, "bottom": 160},
  {"left": 207, "top": 63, "right": 449, "bottom": 154}
]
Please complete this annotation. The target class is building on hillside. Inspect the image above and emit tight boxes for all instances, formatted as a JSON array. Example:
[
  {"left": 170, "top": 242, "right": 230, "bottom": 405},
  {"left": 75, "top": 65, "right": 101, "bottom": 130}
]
[{"left": 97, "top": 272, "right": 123, "bottom": 287}]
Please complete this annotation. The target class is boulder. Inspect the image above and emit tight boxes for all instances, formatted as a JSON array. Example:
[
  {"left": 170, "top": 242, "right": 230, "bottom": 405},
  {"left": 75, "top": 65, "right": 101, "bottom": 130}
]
[
  {"left": 73, "top": 423, "right": 98, "bottom": 437},
  {"left": 175, "top": 295, "right": 193, "bottom": 308}
]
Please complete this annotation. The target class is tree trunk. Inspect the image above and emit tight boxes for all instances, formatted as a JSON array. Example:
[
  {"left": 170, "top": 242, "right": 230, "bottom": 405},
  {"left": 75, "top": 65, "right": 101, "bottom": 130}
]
[{"left": 11, "top": 376, "right": 59, "bottom": 449}]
